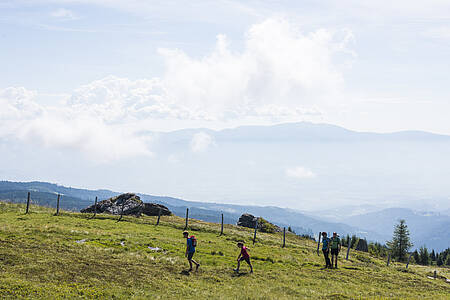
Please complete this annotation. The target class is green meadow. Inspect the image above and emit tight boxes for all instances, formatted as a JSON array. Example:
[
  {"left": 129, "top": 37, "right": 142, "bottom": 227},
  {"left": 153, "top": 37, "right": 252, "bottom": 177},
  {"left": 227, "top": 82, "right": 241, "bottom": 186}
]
[{"left": 0, "top": 202, "right": 449, "bottom": 299}]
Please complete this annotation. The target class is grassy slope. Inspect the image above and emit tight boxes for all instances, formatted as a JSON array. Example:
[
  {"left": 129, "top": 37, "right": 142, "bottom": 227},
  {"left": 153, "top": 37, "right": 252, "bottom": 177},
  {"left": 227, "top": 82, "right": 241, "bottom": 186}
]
[{"left": 0, "top": 202, "right": 449, "bottom": 299}]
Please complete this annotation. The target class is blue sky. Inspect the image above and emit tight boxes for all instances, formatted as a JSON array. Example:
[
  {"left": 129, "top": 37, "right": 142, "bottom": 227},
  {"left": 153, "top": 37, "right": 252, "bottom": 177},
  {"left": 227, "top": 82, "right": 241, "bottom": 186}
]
[
  {"left": 1, "top": 1, "right": 450, "bottom": 208},
  {"left": 1, "top": 1, "right": 449, "bottom": 137}
]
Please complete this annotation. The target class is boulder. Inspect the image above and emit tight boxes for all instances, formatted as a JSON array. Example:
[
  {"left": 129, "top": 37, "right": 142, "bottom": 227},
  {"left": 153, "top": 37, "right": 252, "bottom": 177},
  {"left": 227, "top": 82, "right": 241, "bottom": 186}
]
[
  {"left": 237, "top": 213, "right": 258, "bottom": 228},
  {"left": 237, "top": 213, "right": 281, "bottom": 233},
  {"left": 142, "top": 203, "right": 171, "bottom": 216},
  {"left": 80, "top": 193, "right": 172, "bottom": 217}
]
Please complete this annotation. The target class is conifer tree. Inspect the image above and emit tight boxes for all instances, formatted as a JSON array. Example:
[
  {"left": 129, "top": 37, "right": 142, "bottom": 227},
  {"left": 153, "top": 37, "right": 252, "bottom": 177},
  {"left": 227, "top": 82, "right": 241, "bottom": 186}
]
[
  {"left": 431, "top": 249, "right": 436, "bottom": 261},
  {"left": 350, "top": 235, "right": 357, "bottom": 249},
  {"left": 387, "top": 219, "right": 413, "bottom": 262},
  {"left": 437, "top": 254, "right": 443, "bottom": 266},
  {"left": 413, "top": 250, "right": 420, "bottom": 264},
  {"left": 419, "top": 246, "right": 430, "bottom": 265}
]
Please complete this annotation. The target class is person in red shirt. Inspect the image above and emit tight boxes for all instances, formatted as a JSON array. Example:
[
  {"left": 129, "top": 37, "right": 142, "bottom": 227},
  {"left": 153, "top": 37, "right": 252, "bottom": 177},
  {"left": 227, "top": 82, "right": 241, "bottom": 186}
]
[{"left": 234, "top": 242, "right": 253, "bottom": 273}]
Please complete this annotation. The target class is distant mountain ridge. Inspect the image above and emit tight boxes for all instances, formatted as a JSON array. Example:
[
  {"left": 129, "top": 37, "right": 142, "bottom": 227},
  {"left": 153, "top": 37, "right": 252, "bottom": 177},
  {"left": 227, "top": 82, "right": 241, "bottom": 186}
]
[
  {"left": 0, "top": 180, "right": 384, "bottom": 240},
  {"left": 2, "top": 180, "right": 449, "bottom": 251},
  {"left": 344, "top": 207, "right": 450, "bottom": 251}
]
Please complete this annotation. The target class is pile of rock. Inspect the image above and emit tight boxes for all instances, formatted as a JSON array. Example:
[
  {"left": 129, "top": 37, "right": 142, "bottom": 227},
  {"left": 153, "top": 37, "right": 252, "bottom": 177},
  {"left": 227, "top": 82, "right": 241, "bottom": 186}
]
[
  {"left": 80, "top": 193, "right": 171, "bottom": 217},
  {"left": 237, "top": 213, "right": 281, "bottom": 233}
]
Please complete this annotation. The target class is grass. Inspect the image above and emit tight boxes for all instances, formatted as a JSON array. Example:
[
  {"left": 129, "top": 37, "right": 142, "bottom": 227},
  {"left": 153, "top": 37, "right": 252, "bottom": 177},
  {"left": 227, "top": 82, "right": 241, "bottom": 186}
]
[{"left": 0, "top": 201, "right": 449, "bottom": 299}]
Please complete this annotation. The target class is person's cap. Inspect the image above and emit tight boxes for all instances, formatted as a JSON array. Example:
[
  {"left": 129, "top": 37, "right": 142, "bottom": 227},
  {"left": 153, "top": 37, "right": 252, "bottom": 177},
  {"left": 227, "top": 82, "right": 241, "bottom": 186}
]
[
  {"left": 333, "top": 232, "right": 337, "bottom": 235},
  {"left": 183, "top": 231, "right": 189, "bottom": 235}
]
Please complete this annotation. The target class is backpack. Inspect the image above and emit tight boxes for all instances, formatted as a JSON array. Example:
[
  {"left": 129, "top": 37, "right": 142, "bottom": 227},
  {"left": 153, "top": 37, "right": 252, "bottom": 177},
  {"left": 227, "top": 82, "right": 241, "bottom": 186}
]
[{"left": 190, "top": 236, "right": 197, "bottom": 247}]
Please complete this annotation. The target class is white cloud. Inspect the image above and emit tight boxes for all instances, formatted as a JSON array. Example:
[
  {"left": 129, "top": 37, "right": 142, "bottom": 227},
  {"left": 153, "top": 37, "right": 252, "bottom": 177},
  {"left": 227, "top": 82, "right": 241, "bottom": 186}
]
[
  {"left": 50, "top": 8, "right": 77, "bottom": 20},
  {"left": 286, "top": 166, "right": 316, "bottom": 179},
  {"left": 0, "top": 86, "right": 152, "bottom": 162},
  {"left": 159, "top": 18, "right": 350, "bottom": 121},
  {"left": 0, "top": 18, "right": 352, "bottom": 160},
  {"left": 190, "top": 132, "right": 215, "bottom": 153}
]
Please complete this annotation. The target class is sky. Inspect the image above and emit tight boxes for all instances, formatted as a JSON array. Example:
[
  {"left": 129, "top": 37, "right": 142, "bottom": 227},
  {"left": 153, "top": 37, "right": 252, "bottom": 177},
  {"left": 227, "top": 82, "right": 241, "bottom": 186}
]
[{"left": 1, "top": 1, "right": 450, "bottom": 207}]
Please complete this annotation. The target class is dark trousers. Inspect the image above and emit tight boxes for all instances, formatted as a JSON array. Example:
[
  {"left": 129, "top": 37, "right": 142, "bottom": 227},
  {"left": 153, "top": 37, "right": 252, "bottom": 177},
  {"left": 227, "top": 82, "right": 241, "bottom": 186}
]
[{"left": 323, "top": 249, "right": 331, "bottom": 267}]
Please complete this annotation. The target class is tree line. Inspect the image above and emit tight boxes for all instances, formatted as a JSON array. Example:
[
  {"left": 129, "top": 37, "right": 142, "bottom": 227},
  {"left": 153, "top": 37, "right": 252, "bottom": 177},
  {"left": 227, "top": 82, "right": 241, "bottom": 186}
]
[{"left": 340, "top": 219, "right": 449, "bottom": 267}]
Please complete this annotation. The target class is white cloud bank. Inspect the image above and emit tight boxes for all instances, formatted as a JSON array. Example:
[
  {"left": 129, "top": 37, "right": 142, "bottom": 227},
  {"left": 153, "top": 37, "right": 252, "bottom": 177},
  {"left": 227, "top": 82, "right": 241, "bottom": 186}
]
[
  {"left": 0, "top": 18, "right": 352, "bottom": 161},
  {"left": 286, "top": 166, "right": 316, "bottom": 179}
]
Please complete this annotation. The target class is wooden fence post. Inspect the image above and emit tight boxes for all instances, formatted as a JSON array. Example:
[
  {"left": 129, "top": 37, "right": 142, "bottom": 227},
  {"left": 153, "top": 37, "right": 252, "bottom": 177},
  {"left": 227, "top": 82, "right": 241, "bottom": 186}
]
[
  {"left": 387, "top": 253, "right": 391, "bottom": 266},
  {"left": 220, "top": 213, "right": 224, "bottom": 235},
  {"left": 282, "top": 227, "right": 286, "bottom": 248},
  {"left": 117, "top": 199, "right": 125, "bottom": 222},
  {"left": 346, "top": 243, "right": 351, "bottom": 260},
  {"left": 406, "top": 252, "right": 413, "bottom": 269},
  {"left": 55, "top": 194, "right": 60, "bottom": 215},
  {"left": 156, "top": 207, "right": 161, "bottom": 226},
  {"left": 93, "top": 197, "right": 98, "bottom": 218},
  {"left": 184, "top": 208, "right": 189, "bottom": 230},
  {"left": 26, "top": 192, "right": 31, "bottom": 214},
  {"left": 316, "top": 232, "right": 321, "bottom": 255},
  {"left": 252, "top": 218, "right": 258, "bottom": 244},
  {"left": 434, "top": 270, "right": 437, "bottom": 279}
]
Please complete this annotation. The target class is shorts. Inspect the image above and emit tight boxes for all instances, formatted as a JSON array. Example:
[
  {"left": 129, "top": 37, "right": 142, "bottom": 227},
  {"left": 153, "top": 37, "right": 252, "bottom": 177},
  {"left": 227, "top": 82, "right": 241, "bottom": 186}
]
[
  {"left": 331, "top": 248, "right": 339, "bottom": 255},
  {"left": 187, "top": 251, "right": 195, "bottom": 260},
  {"left": 239, "top": 256, "right": 251, "bottom": 264}
]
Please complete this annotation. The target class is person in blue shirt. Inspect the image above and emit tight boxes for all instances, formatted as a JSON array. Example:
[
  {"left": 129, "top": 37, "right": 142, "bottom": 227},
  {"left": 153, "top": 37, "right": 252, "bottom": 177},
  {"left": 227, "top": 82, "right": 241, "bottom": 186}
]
[
  {"left": 321, "top": 232, "right": 332, "bottom": 268},
  {"left": 183, "top": 231, "right": 200, "bottom": 272}
]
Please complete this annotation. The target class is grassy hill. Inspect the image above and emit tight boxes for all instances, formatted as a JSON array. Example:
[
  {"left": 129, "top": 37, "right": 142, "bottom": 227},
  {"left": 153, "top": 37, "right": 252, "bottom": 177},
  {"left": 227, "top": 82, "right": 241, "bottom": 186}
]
[{"left": 0, "top": 202, "right": 449, "bottom": 299}]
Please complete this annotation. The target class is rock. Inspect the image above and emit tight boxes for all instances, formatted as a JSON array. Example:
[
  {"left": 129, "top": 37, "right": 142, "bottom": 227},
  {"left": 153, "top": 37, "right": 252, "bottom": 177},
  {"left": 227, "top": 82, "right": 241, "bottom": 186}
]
[
  {"left": 355, "top": 238, "right": 369, "bottom": 252},
  {"left": 237, "top": 213, "right": 258, "bottom": 228},
  {"left": 237, "top": 213, "right": 281, "bottom": 233},
  {"left": 80, "top": 193, "right": 172, "bottom": 217},
  {"left": 81, "top": 193, "right": 143, "bottom": 216},
  {"left": 142, "top": 203, "right": 171, "bottom": 216}
]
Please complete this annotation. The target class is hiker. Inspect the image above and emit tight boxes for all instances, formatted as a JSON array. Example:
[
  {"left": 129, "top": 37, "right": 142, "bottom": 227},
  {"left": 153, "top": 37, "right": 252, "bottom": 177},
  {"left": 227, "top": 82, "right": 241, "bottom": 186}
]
[
  {"left": 183, "top": 231, "right": 200, "bottom": 272},
  {"left": 234, "top": 242, "right": 253, "bottom": 273},
  {"left": 321, "top": 232, "right": 332, "bottom": 268},
  {"left": 330, "top": 232, "right": 341, "bottom": 268}
]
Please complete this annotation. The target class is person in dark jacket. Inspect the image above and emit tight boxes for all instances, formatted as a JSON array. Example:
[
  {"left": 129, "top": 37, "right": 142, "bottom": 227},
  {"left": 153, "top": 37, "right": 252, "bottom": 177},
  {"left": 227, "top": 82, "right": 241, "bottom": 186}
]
[{"left": 321, "top": 232, "right": 332, "bottom": 268}]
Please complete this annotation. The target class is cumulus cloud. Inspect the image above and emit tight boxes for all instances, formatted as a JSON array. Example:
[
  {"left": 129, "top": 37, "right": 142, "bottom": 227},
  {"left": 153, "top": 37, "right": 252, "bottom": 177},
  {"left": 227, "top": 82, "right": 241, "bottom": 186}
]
[
  {"left": 286, "top": 166, "right": 316, "bottom": 179},
  {"left": 159, "top": 18, "right": 349, "bottom": 120},
  {"left": 0, "top": 86, "right": 152, "bottom": 162},
  {"left": 65, "top": 18, "right": 349, "bottom": 123},
  {"left": 190, "top": 132, "right": 215, "bottom": 153},
  {"left": 0, "top": 18, "right": 352, "bottom": 161}
]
